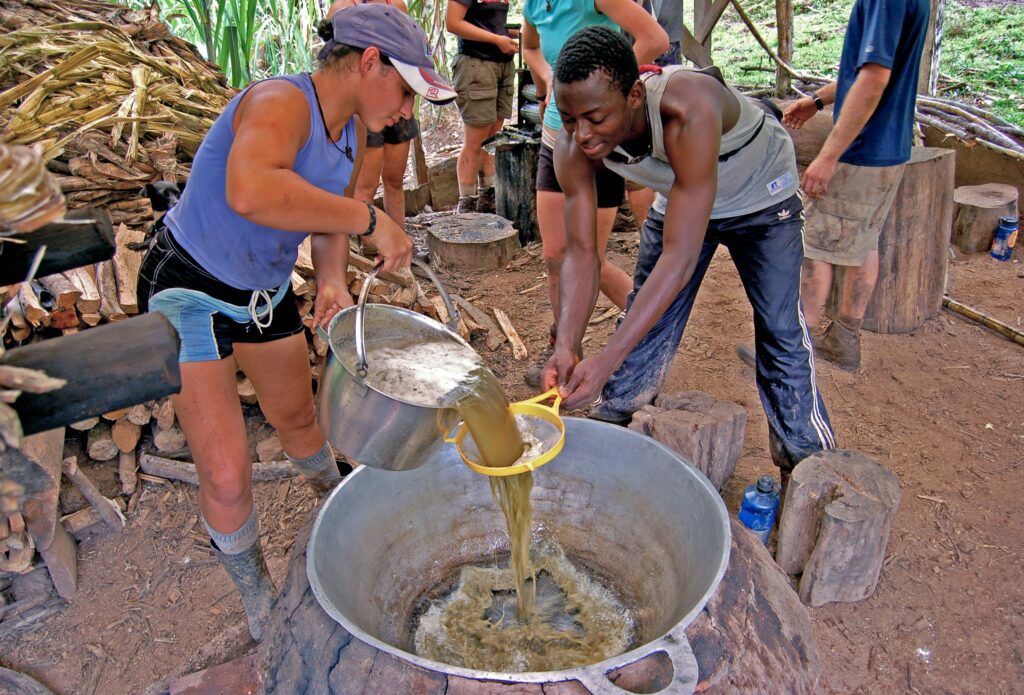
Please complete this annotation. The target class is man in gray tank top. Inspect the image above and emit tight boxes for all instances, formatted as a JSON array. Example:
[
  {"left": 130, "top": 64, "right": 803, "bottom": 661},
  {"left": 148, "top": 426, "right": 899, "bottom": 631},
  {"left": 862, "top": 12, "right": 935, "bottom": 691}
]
[{"left": 539, "top": 26, "right": 835, "bottom": 475}]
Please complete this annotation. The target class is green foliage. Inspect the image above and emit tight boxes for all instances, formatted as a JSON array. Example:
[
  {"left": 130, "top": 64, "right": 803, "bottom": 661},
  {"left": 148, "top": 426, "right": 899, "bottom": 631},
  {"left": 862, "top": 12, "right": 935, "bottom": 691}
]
[{"left": 700, "top": 0, "right": 1024, "bottom": 127}]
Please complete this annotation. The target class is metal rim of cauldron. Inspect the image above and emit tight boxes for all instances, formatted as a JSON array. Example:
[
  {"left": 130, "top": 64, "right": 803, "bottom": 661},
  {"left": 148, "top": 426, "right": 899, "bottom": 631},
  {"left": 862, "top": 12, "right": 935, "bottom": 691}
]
[{"left": 306, "top": 418, "right": 731, "bottom": 692}]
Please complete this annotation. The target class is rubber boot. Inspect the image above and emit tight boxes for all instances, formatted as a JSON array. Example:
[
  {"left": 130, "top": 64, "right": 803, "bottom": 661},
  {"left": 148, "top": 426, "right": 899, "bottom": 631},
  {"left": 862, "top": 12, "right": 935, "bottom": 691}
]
[
  {"left": 456, "top": 195, "right": 478, "bottom": 214},
  {"left": 524, "top": 325, "right": 558, "bottom": 388},
  {"left": 815, "top": 318, "right": 861, "bottom": 371},
  {"left": 477, "top": 186, "right": 496, "bottom": 214},
  {"left": 212, "top": 540, "right": 276, "bottom": 641}
]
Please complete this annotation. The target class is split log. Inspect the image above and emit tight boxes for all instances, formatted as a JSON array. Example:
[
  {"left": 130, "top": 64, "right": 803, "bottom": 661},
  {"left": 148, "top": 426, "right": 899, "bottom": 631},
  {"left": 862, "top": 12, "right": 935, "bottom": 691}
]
[
  {"left": 257, "top": 515, "right": 819, "bottom": 693},
  {"left": 256, "top": 435, "right": 284, "bottom": 463},
  {"left": 37, "top": 519, "right": 77, "bottom": 599},
  {"left": 111, "top": 417, "right": 141, "bottom": 452},
  {"left": 61, "top": 496, "right": 127, "bottom": 537},
  {"left": 493, "top": 308, "right": 527, "bottom": 360},
  {"left": 60, "top": 456, "right": 124, "bottom": 531},
  {"left": 0, "top": 312, "right": 181, "bottom": 435},
  {"left": 775, "top": 449, "right": 901, "bottom": 607},
  {"left": 95, "top": 259, "right": 127, "bottom": 321},
  {"left": 347, "top": 251, "right": 415, "bottom": 288},
  {"left": 37, "top": 273, "right": 82, "bottom": 313},
  {"left": 139, "top": 453, "right": 303, "bottom": 485},
  {"left": 18, "top": 282, "right": 49, "bottom": 328},
  {"left": 452, "top": 295, "right": 505, "bottom": 351},
  {"left": 118, "top": 449, "right": 138, "bottom": 495},
  {"left": 154, "top": 398, "right": 175, "bottom": 430},
  {"left": 628, "top": 392, "right": 747, "bottom": 491},
  {"left": 950, "top": 183, "right": 1018, "bottom": 254},
  {"left": 153, "top": 422, "right": 188, "bottom": 454},
  {"left": 429, "top": 296, "right": 471, "bottom": 342},
  {"left": 112, "top": 223, "right": 146, "bottom": 313},
  {"left": 86, "top": 421, "right": 119, "bottom": 461},
  {"left": 827, "top": 147, "right": 956, "bottom": 334},
  {"left": 426, "top": 213, "right": 520, "bottom": 271},
  {"left": 126, "top": 403, "right": 152, "bottom": 426},
  {"left": 237, "top": 376, "right": 258, "bottom": 405},
  {"left": 0, "top": 208, "right": 115, "bottom": 286},
  {"left": 69, "top": 418, "right": 99, "bottom": 431},
  {"left": 64, "top": 267, "right": 100, "bottom": 314}
]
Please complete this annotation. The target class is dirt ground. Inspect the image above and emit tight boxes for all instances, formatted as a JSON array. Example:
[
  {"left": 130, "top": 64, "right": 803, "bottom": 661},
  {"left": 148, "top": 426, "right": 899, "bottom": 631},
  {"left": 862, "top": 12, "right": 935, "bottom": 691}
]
[{"left": 2, "top": 145, "right": 1023, "bottom": 691}]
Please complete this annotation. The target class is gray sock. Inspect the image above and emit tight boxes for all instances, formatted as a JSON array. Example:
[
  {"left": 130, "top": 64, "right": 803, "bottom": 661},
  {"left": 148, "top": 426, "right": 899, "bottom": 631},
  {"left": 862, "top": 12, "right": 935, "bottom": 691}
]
[
  {"left": 203, "top": 504, "right": 259, "bottom": 555},
  {"left": 287, "top": 441, "right": 338, "bottom": 476}
]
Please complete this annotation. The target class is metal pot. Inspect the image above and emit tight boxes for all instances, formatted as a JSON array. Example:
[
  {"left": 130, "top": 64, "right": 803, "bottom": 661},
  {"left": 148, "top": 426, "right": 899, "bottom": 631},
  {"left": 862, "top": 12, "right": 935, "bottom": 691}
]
[
  {"left": 308, "top": 418, "right": 731, "bottom": 694},
  {"left": 316, "top": 258, "right": 466, "bottom": 471}
]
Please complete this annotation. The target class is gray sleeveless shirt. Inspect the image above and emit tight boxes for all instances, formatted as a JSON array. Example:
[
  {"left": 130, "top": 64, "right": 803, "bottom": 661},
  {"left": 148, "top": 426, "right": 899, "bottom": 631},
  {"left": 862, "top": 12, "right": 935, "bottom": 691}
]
[{"left": 603, "top": 66, "right": 798, "bottom": 219}]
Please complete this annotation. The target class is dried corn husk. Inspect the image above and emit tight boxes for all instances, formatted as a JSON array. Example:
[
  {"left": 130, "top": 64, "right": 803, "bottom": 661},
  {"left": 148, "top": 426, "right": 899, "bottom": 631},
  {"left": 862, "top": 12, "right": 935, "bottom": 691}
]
[{"left": 0, "top": 143, "right": 66, "bottom": 234}]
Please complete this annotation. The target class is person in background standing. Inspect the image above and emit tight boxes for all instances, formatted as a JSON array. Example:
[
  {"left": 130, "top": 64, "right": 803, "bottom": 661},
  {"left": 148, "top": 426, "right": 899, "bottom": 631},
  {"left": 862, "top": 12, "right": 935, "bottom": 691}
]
[
  {"left": 788, "top": 0, "right": 929, "bottom": 370},
  {"left": 447, "top": 0, "right": 519, "bottom": 213},
  {"left": 520, "top": 0, "right": 667, "bottom": 386}
]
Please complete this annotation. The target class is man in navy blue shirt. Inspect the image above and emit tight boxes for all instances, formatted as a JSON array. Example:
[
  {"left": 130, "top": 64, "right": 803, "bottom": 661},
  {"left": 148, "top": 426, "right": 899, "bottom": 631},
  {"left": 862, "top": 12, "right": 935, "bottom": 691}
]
[{"left": 786, "top": 0, "right": 929, "bottom": 370}]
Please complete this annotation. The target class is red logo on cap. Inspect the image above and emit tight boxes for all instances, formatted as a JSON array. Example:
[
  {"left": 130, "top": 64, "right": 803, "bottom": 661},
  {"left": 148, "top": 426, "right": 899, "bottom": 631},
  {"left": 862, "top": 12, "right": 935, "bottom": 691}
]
[{"left": 427, "top": 87, "right": 438, "bottom": 99}]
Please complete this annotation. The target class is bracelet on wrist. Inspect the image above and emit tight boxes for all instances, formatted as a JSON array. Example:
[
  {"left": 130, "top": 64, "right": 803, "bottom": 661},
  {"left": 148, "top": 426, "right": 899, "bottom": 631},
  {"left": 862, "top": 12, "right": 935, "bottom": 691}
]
[
  {"left": 359, "top": 201, "right": 376, "bottom": 237},
  {"left": 811, "top": 92, "right": 825, "bottom": 111}
]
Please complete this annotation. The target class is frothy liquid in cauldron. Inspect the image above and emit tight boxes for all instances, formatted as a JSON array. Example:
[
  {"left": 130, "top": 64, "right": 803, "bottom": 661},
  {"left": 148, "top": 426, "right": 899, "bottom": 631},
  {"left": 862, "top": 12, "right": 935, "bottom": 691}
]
[{"left": 413, "top": 541, "right": 634, "bottom": 672}]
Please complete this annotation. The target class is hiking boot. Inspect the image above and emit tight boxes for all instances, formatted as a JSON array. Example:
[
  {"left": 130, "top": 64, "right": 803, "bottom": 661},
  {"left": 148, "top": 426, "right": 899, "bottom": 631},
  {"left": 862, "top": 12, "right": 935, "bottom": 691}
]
[
  {"left": 477, "top": 186, "right": 496, "bottom": 214},
  {"left": 212, "top": 540, "right": 276, "bottom": 641},
  {"left": 814, "top": 319, "right": 861, "bottom": 371},
  {"left": 736, "top": 342, "right": 756, "bottom": 368},
  {"left": 456, "top": 195, "right": 478, "bottom": 214},
  {"left": 612, "top": 203, "right": 638, "bottom": 234},
  {"left": 524, "top": 346, "right": 554, "bottom": 388}
]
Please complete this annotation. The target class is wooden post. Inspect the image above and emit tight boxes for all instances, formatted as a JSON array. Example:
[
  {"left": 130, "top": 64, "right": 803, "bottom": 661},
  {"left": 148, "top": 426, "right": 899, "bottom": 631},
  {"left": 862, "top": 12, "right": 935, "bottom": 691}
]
[
  {"left": 827, "top": 147, "right": 956, "bottom": 334},
  {"left": 917, "top": 0, "right": 946, "bottom": 96},
  {"left": 775, "top": 0, "right": 794, "bottom": 98},
  {"left": 693, "top": 0, "right": 714, "bottom": 52},
  {"left": 776, "top": 449, "right": 901, "bottom": 607}
]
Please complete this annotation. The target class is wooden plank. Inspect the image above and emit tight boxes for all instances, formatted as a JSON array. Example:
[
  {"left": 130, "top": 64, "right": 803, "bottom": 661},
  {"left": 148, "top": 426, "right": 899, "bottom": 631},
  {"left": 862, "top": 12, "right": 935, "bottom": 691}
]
[
  {"left": 0, "top": 312, "right": 181, "bottom": 435},
  {"left": 38, "top": 519, "right": 77, "bottom": 599},
  {"left": 0, "top": 428, "right": 64, "bottom": 550},
  {"left": 112, "top": 223, "right": 146, "bottom": 314},
  {"left": 695, "top": 0, "right": 731, "bottom": 45},
  {"left": 492, "top": 308, "right": 527, "bottom": 360},
  {"left": 0, "top": 208, "right": 115, "bottom": 285}
]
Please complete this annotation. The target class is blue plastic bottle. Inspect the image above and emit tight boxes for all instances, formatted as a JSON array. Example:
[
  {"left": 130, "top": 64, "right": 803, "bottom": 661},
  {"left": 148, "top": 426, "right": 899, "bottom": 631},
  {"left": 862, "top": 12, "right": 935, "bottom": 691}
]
[
  {"left": 738, "top": 475, "right": 781, "bottom": 544},
  {"left": 990, "top": 216, "right": 1018, "bottom": 261}
]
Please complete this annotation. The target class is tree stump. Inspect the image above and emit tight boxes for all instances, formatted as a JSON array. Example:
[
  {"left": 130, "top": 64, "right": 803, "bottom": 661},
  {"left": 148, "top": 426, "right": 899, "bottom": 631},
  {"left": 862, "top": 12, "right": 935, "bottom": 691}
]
[
  {"left": 427, "top": 213, "right": 520, "bottom": 272},
  {"left": 827, "top": 147, "right": 956, "bottom": 334},
  {"left": 775, "top": 449, "right": 901, "bottom": 608},
  {"left": 950, "top": 183, "right": 1018, "bottom": 254},
  {"left": 256, "top": 515, "right": 818, "bottom": 693},
  {"left": 628, "top": 392, "right": 747, "bottom": 491},
  {"left": 494, "top": 136, "right": 540, "bottom": 244}
]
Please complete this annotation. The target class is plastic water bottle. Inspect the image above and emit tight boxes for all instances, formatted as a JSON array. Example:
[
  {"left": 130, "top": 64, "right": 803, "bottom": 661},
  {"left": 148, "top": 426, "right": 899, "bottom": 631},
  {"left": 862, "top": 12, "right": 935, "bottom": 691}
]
[
  {"left": 990, "top": 216, "right": 1019, "bottom": 261},
  {"left": 738, "top": 475, "right": 781, "bottom": 544}
]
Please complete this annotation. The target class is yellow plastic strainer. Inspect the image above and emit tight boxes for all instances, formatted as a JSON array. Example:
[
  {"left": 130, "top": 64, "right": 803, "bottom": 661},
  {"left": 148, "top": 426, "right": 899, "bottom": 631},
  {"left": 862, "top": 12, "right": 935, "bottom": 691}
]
[{"left": 446, "top": 387, "right": 565, "bottom": 477}]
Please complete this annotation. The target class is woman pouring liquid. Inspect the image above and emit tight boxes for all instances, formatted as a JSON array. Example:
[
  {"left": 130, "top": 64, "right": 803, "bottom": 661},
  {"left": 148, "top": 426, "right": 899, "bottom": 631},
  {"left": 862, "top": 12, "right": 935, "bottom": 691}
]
[{"left": 135, "top": 4, "right": 456, "bottom": 641}]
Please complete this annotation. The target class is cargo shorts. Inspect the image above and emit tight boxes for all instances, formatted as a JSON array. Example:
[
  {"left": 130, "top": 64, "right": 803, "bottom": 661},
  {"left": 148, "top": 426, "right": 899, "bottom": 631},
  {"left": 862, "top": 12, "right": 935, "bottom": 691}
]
[
  {"left": 803, "top": 161, "right": 906, "bottom": 266},
  {"left": 452, "top": 54, "right": 515, "bottom": 126}
]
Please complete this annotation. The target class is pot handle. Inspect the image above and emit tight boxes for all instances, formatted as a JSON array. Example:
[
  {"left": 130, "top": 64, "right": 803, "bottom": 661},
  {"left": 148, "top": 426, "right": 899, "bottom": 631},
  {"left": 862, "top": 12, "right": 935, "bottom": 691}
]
[
  {"left": 354, "top": 257, "right": 461, "bottom": 377},
  {"left": 572, "top": 630, "right": 699, "bottom": 695}
]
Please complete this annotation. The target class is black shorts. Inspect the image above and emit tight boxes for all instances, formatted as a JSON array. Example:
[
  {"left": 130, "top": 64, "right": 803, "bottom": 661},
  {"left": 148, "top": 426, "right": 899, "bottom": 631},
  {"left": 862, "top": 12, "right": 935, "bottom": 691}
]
[
  {"left": 536, "top": 142, "right": 624, "bottom": 209},
  {"left": 365, "top": 116, "right": 420, "bottom": 148},
  {"left": 137, "top": 227, "right": 304, "bottom": 361}
]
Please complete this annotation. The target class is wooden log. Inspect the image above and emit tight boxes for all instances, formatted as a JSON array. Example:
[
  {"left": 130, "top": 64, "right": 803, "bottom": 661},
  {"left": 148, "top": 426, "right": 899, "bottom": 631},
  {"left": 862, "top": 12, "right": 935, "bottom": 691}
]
[
  {"left": 111, "top": 417, "right": 141, "bottom": 453},
  {"left": 95, "top": 259, "right": 127, "bottom": 321},
  {"left": 86, "top": 421, "right": 119, "bottom": 461},
  {"left": 0, "top": 208, "right": 115, "bottom": 286},
  {"left": 118, "top": 449, "right": 138, "bottom": 495},
  {"left": 237, "top": 375, "right": 258, "bottom": 405},
  {"left": 139, "top": 453, "right": 302, "bottom": 485},
  {"left": 256, "top": 435, "right": 283, "bottom": 463},
  {"left": 112, "top": 223, "right": 146, "bottom": 314},
  {"left": 775, "top": 0, "right": 794, "bottom": 98},
  {"left": 494, "top": 139, "right": 540, "bottom": 244},
  {"left": 257, "top": 515, "right": 819, "bottom": 693},
  {"left": 64, "top": 267, "right": 100, "bottom": 314},
  {"left": 37, "top": 273, "right": 82, "bottom": 312},
  {"left": 429, "top": 295, "right": 471, "bottom": 342},
  {"left": 0, "top": 429, "right": 64, "bottom": 550},
  {"left": 69, "top": 417, "right": 99, "bottom": 431},
  {"left": 451, "top": 295, "right": 505, "bottom": 351},
  {"left": 826, "top": 147, "right": 957, "bottom": 334},
  {"left": 126, "top": 403, "right": 152, "bottom": 426},
  {"left": 61, "top": 496, "right": 126, "bottom": 537},
  {"left": 492, "top": 308, "right": 527, "bottom": 360},
  {"left": 776, "top": 449, "right": 901, "bottom": 607},
  {"left": 950, "top": 183, "right": 1018, "bottom": 253},
  {"left": 347, "top": 251, "right": 416, "bottom": 288},
  {"left": 18, "top": 282, "right": 49, "bottom": 328},
  {"left": 154, "top": 398, "right": 176, "bottom": 430},
  {"left": 427, "top": 213, "right": 520, "bottom": 271},
  {"left": 0, "top": 313, "right": 181, "bottom": 435},
  {"left": 627, "top": 392, "right": 747, "bottom": 491},
  {"left": 37, "top": 518, "right": 77, "bottom": 599},
  {"left": 61, "top": 456, "right": 124, "bottom": 531},
  {"left": 153, "top": 422, "right": 188, "bottom": 454}
]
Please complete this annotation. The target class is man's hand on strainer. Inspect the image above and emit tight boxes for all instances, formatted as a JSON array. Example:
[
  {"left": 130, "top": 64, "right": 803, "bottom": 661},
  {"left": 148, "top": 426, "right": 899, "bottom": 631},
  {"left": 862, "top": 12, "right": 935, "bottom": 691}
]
[
  {"left": 557, "top": 355, "right": 614, "bottom": 411},
  {"left": 540, "top": 347, "right": 579, "bottom": 393}
]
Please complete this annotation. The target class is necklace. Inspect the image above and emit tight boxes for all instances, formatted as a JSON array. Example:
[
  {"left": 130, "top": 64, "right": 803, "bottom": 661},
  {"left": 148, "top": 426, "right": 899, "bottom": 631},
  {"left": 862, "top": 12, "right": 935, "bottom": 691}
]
[{"left": 309, "top": 74, "right": 354, "bottom": 162}]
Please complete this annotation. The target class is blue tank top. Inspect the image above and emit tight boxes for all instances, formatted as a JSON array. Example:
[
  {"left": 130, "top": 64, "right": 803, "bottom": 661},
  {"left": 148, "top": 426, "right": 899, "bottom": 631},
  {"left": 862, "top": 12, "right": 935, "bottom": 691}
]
[
  {"left": 523, "top": 0, "right": 618, "bottom": 133},
  {"left": 165, "top": 73, "right": 357, "bottom": 290}
]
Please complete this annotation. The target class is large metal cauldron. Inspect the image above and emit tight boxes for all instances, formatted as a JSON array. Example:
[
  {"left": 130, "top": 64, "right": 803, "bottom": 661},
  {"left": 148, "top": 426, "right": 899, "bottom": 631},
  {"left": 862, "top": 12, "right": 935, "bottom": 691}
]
[{"left": 307, "top": 418, "right": 731, "bottom": 694}]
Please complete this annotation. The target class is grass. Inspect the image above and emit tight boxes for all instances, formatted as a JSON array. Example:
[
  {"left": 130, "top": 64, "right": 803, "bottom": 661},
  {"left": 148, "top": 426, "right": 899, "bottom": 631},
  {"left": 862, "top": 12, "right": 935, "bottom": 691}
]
[{"left": 697, "top": 0, "right": 1024, "bottom": 127}]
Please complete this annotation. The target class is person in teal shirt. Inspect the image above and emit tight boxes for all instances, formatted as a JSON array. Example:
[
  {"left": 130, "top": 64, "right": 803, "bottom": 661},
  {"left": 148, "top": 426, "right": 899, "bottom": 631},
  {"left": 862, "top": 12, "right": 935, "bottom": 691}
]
[{"left": 520, "top": 0, "right": 666, "bottom": 386}]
